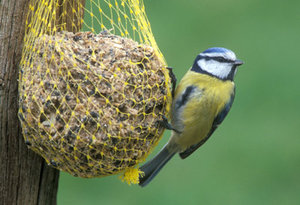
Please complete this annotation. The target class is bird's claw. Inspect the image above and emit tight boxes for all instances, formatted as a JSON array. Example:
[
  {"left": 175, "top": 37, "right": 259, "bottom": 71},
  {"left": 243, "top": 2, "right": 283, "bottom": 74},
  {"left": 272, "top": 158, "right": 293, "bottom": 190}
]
[
  {"left": 166, "top": 67, "right": 177, "bottom": 98},
  {"left": 160, "top": 115, "right": 181, "bottom": 134}
]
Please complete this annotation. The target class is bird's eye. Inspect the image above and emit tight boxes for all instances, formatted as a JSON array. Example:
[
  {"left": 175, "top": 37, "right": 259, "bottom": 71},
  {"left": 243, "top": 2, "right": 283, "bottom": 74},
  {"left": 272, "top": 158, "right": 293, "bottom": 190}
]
[{"left": 213, "top": 57, "right": 227, "bottom": 62}]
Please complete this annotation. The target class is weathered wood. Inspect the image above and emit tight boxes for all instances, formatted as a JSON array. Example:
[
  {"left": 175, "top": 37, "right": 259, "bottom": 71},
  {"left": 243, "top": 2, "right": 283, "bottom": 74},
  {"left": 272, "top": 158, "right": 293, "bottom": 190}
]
[{"left": 0, "top": 0, "right": 60, "bottom": 204}]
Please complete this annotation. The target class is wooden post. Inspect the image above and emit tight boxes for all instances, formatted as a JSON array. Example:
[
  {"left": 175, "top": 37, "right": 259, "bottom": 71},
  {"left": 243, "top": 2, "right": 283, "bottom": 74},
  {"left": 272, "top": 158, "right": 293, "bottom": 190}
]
[{"left": 0, "top": 0, "right": 60, "bottom": 204}]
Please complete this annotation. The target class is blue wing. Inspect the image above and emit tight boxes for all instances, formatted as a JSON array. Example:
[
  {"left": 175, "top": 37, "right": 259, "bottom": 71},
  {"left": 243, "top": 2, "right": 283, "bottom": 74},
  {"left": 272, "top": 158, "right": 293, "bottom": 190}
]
[{"left": 179, "top": 91, "right": 235, "bottom": 159}]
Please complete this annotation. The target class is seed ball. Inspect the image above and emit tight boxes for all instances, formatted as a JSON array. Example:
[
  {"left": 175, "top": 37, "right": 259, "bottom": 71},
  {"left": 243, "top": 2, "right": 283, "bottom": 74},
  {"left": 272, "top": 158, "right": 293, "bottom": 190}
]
[{"left": 19, "top": 31, "right": 171, "bottom": 177}]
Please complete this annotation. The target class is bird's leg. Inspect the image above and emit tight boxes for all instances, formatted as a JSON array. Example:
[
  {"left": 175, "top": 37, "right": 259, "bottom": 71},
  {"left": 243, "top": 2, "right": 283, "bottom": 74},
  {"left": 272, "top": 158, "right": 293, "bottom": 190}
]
[
  {"left": 166, "top": 67, "right": 177, "bottom": 98},
  {"left": 159, "top": 115, "right": 181, "bottom": 134}
]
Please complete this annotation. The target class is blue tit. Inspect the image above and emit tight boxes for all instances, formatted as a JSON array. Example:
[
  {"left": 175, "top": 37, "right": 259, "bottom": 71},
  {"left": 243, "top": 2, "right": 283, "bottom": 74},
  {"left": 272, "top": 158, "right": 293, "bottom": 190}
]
[{"left": 139, "top": 47, "right": 243, "bottom": 187}]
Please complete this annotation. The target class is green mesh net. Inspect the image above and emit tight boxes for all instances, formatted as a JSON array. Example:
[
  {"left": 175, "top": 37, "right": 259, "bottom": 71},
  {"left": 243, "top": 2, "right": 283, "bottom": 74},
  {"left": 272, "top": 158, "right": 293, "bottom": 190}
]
[{"left": 18, "top": 0, "right": 172, "bottom": 184}]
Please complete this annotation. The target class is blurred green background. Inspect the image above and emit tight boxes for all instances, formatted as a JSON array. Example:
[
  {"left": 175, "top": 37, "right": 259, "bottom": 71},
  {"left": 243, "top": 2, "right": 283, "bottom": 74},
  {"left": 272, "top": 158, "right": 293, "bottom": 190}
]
[{"left": 58, "top": 0, "right": 300, "bottom": 204}]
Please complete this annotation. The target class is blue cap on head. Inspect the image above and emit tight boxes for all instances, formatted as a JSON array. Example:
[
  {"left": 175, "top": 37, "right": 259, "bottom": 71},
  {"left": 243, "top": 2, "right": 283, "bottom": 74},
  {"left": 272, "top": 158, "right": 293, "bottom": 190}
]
[
  {"left": 200, "top": 47, "right": 237, "bottom": 62},
  {"left": 202, "top": 47, "right": 231, "bottom": 54}
]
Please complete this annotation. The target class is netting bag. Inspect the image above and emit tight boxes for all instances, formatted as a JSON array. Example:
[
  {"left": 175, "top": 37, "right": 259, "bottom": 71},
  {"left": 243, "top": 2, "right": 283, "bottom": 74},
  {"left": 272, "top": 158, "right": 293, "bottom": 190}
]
[{"left": 18, "top": 0, "right": 172, "bottom": 184}]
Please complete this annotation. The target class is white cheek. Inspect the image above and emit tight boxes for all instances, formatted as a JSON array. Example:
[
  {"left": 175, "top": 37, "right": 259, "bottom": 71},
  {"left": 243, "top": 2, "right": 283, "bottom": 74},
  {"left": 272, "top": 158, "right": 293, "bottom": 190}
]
[{"left": 197, "top": 59, "right": 231, "bottom": 79}]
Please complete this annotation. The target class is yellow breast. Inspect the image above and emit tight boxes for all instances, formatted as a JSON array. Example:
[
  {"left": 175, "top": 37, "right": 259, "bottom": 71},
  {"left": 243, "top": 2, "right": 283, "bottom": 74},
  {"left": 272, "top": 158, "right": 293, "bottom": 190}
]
[{"left": 171, "top": 70, "right": 235, "bottom": 150}]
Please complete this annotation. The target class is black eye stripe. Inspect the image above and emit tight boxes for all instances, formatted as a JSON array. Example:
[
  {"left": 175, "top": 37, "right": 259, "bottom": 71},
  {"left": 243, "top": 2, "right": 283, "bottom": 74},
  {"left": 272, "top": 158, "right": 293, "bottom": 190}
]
[
  {"left": 213, "top": 57, "right": 227, "bottom": 62},
  {"left": 199, "top": 55, "right": 234, "bottom": 63}
]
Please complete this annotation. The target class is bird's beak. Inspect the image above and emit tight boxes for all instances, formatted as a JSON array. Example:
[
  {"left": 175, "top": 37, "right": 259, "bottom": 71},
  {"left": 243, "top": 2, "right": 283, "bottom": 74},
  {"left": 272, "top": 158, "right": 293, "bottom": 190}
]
[{"left": 234, "top": 59, "right": 244, "bottom": 66}]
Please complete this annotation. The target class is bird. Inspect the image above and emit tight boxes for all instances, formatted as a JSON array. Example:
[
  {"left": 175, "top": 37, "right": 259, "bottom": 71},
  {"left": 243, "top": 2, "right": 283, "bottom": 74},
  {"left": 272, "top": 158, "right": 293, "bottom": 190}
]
[{"left": 139, "top": 47, "right": 244, "bottom": 187}]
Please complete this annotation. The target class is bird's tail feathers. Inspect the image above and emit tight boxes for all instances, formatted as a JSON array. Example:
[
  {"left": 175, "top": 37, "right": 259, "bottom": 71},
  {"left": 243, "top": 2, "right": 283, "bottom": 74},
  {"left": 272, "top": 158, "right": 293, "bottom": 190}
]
[{"left": 139, "top": 144, "right": 175, "bottom": 187}]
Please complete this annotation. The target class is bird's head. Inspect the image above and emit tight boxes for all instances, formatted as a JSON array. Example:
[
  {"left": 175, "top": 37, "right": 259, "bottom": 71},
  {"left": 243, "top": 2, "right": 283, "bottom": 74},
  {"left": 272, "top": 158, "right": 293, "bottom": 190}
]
[{"left": 191, "top": 47, "right": 243, "bottom": 81}]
